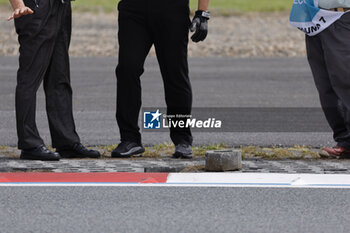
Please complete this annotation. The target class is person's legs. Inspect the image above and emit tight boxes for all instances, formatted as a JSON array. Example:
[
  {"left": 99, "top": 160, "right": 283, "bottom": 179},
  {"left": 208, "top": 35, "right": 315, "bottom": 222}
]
[
  {"left": 15, "top": 0, "right": 60, "bottom": 150},
  {"left": 116, "top": 0, "right": 153, "bottom": 144},
  {"left": 318, "top": 13, "right": 350, "bottom": 149},
  {"left": 42, "top": 1, "right": 100, "bottom": 159},
  {"left": 151, "top": 0, "right": 193, "bottom": 146},
  {"left": 43, "top": 1, "right": 80, "bottom": 150},
  {"left": 306, "top": 33, "right": 350, "bottom": 148}
]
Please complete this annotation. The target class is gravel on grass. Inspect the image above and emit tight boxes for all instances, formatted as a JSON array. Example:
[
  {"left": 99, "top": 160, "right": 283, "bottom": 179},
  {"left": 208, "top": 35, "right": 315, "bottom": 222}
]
[{"left": 0, "top": 10, "right": 306, "bottom": 58}]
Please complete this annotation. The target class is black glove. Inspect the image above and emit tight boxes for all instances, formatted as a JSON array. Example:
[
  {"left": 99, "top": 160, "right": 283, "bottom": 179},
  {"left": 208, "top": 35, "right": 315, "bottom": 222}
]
[{"left": 190, "top": 10, "right": 210, "bottom": 43}]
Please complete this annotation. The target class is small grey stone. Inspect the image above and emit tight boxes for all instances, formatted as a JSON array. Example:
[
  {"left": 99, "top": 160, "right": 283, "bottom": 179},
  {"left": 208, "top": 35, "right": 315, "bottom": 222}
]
[{"left": 205, "top": 149, "right": 242, "bottom": 172}]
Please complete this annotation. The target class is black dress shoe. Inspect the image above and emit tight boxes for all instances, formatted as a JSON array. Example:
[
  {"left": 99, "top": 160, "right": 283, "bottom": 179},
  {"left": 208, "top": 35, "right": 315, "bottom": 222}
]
[
  {"left": 111, "top": 141, "right": 145, "bottom": 158},
  {"left": 173, "top": 144, "right": 193, "bottom": 159},
  {"left": 20, "top": 145, "right": 61, "bottom": 161},
  {"left": 57, "top": 143, "right": 101, "bottom": 158}
]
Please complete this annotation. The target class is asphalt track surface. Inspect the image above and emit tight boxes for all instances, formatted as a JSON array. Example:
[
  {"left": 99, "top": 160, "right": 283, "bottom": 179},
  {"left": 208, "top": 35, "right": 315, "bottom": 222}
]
[
  {"left": 0, "top": 56, "right": 335, "bottom": 147},
  {"left": 0, "top": 187, "right": 349, "bottom": 233}
]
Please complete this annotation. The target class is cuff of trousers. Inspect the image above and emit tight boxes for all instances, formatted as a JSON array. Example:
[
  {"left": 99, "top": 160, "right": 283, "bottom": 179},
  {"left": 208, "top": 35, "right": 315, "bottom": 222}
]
[
  {"left": 121, "top": 139, "right": 142, "bottom": 145},
  {"left": 120, "top": 132, "right": 142, "bottom": 145}
]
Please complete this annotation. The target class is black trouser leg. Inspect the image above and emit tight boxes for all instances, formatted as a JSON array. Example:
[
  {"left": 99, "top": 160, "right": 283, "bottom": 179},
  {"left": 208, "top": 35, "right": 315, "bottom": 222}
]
[
  {"left": 116, "top": 0, "right": 152, "bottom": 144},
  {"left": 116, "top": 0, "right": 193, "bottom": 145},
  {"left": 152, "top": 2, "right": 193, "bottom": 145},
  {"left": 15, "top": 0, "right": 59, "bottom": 149},
  {"left": 43, "top": 1, "right": 80, "bottom": 150},
  {"left": 15, "top": 0, "right": 79, "bottom": 150},
  {"left": 306, "top": 13, "right": 350, "bottom": 149}
]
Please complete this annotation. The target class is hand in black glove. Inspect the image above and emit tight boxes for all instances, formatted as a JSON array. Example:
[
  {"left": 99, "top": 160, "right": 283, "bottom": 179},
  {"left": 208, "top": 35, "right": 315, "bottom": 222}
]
[{"left": 190, "top": 10, "right": 210, "bottom": 43}]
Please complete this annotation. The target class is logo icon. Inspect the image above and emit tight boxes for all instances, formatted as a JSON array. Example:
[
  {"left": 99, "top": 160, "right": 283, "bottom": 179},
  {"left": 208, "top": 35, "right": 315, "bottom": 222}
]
[{"left": 143, "top": 109, "right": 162, "bottom": 129}]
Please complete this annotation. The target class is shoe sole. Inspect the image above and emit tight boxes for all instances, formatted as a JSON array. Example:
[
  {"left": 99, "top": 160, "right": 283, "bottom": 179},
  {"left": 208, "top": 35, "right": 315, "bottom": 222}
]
[{"left": 111, "top": 147, "right": 145, "bottom": 158}]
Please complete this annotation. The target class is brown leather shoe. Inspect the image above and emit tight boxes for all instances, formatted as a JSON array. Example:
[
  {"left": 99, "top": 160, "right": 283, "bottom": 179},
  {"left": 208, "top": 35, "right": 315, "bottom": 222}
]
[{"left": 319, "top": 146, "right": 350, "bottom": 159}]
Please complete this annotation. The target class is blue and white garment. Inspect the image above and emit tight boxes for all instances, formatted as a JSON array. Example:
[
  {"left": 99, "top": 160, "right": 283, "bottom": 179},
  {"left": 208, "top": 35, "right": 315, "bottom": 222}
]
[{"left": 290, "top": 0, "right": 344, "bottom": 36}]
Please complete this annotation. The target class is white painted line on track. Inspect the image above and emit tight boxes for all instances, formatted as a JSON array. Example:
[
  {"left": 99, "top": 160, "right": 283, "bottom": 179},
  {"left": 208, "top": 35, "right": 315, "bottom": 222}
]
[
  {"left": 0, "top": 173, "right": 350, "bottom": 188},
  {"left": 166, "top": 173, "right": 350, "bottom": 188}
]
